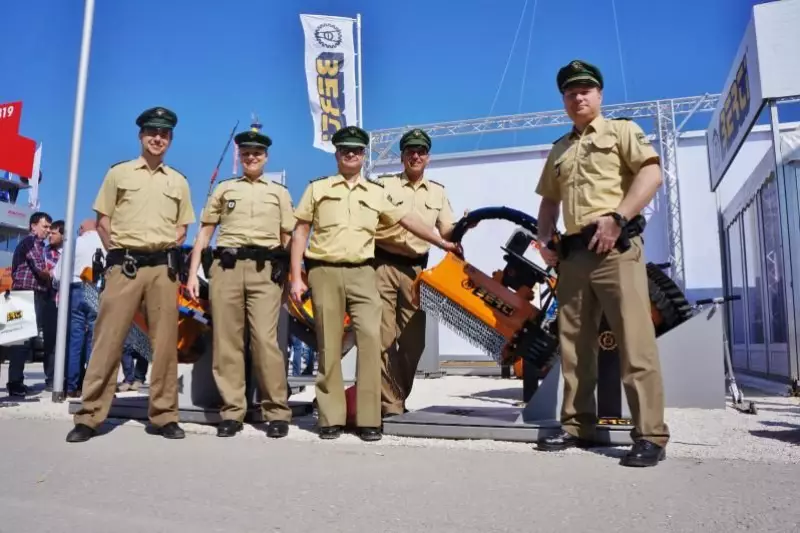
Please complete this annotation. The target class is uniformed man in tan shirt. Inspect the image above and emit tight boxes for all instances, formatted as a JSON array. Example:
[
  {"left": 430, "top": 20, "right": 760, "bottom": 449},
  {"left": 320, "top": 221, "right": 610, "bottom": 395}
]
[
  {"left": 290, "top": 125, "right": 460, "bottom": 442},
  {"left": 67, "top": 106, "right": 196, "bottom": 443},
  {"left": 186, "top": 129, "right": 294, "bottom": 439},
  {"left": 374, "top": 128, "right": 456, "bottom": 417},
  {"left": 533, "top": 60, "right": 669, "bottom": 467}
]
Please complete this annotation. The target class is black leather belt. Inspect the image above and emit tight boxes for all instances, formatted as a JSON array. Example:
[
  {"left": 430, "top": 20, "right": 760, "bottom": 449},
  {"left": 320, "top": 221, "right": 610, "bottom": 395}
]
[
  {"left": 304, "top": 257, "right": 373, "bottom": 270},
  {"left": 558, "top": 214, "right": 645, "bottom": 257},
  {"left": 106, "top": 249, "right": 170, "bottom": 268},
  {"left": 374, "top": 246, "right": 429, "bottom": 268},
  {"left": 213, "top": 246, "right": 285, "bottom": 261}
]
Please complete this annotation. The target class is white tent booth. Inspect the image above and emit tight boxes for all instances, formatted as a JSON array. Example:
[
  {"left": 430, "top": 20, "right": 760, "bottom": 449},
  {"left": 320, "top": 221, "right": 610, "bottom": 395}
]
[
  {"left": 720, "top": 128, "right": 800, "bottom": 385},
  {"left": 709, "top": 0, "right": 800, "bottom": 390}
]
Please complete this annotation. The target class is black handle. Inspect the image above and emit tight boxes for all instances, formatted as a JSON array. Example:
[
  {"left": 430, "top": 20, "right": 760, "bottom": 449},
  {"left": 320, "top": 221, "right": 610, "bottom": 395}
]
[
  {"left": 695, "top": 294, "right": 742, "bottom": 305},
  {"left": 450, "top": 206, "right": 540, "bottom": 244}
]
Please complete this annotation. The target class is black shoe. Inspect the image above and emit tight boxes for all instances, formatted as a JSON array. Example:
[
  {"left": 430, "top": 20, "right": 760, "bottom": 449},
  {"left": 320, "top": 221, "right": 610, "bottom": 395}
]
[
  {"left": 217, "top": 420, "right": 243, "bottom": 437},
  {"left": 620, "top": 440, "right": 666, "bottom": 467},
  {"left": 6, "top": 383, "right": 28, "bottom": 397},
  {"left": 318, "top": 426, "right": 343, "bottom": 440},
  {"left": 358, "top": 427, "right": 382, "bottom": 442},
  {"left": 66, "top": 423, "right": 96, "bottom": 443},
  {"left": 535, "top": 430, "right": 593, "bottom": 452},
  {"left": 266, "top": 420, "right": 289, "bottom": 439},
  {"left": 153, "top": 422, "right": 185, "bottom": 440}
]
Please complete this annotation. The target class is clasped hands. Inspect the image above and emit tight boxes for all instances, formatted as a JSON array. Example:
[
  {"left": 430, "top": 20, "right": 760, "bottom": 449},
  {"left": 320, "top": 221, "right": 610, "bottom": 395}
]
[{"left": 538, "top": 214, "right": 621, "bottom": 267}]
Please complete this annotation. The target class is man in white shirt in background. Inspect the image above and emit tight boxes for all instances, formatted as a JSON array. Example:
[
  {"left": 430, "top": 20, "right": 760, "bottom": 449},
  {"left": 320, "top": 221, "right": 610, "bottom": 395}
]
[{"left": 53, "top": 218, "right": 105, "bottom": 397}]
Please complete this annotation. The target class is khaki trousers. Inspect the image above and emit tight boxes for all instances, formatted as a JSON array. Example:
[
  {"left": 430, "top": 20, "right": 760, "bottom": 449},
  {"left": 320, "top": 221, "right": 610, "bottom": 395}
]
[
  {"left": 210, "top": 258, "right": 291, "bottom": 423},
  {"left": 376, "top": 260, "right": 425, "bottom": 416},
  {"left": 74, "top": 265, "right": 179, "bottom": 429},
  {"left": 307, "top": 264, "right": 382, "bottom": 428},
  {"left": 556, "top": 236, "right": 670, "bottom": 447}
]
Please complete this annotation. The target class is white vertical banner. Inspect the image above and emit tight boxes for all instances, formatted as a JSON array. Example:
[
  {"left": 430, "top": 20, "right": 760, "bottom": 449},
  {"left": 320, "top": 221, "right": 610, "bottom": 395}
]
[
  {"left": 300, "top": 14, "right": 358, "bottom": 153},
  {"left": 28, "top": 142, "right": 41, "bottom": 210}
]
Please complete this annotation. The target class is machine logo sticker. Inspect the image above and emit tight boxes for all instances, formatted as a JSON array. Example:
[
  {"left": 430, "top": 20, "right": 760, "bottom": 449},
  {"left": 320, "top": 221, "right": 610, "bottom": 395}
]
[{"left": 461, "top": 278, "right": 475, "bottom": 290}]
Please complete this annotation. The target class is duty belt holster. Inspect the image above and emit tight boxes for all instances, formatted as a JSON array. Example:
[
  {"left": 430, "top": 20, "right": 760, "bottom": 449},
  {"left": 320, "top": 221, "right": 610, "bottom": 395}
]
[
  {"left": 106, "top": 248, "right": 177, "bottom": 281},
  {"left": 549, "top": 214, "right": 647, "bottom": 261},
  {"left": 200, "top": 247, "right": 213, "bottom": 279},
  {"left": 213, "top": 246, "right": 290, "bottom": 286}
]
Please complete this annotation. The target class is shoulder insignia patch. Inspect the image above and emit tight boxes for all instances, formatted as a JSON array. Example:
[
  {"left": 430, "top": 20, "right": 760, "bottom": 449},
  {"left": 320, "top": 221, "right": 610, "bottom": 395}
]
[{"left": 429, "top": 179, "right": 445, "bottom": 188}]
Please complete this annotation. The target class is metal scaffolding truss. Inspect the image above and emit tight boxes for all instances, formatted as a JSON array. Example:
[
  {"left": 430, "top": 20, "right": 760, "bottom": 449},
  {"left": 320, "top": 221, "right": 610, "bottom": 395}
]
[{"left": 368, "top": 93, "right": 721, "bottom": 291}]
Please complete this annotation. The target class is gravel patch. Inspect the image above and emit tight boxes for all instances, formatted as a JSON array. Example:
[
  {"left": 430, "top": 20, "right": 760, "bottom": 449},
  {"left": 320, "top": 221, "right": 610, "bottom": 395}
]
[{"left": 3, "top": 364, "right": 799, "bottom": 464}]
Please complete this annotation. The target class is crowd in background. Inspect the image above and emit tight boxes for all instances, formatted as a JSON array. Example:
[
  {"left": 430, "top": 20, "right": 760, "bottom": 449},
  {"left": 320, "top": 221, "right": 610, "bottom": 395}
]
[{"left": 1, "top": 212, "right": 316, "bottom": 398}]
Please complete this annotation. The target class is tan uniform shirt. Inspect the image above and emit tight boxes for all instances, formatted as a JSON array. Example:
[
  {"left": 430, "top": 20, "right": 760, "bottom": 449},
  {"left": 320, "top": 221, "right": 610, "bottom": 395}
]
[
  {"left": 535, "top": 115, "right": 660, "bottom": 235},
  {"left": 294, "top": 174, "right": 411, "bottom": 263},
  {"left": 93, "top": 156, "right": 196, "bottom": 251},
  {"left": 374, "top": 173, "right": 455, "bottom": 257},
  {"left": 201, "top": 175, "right": 294, "bottom": 248}
]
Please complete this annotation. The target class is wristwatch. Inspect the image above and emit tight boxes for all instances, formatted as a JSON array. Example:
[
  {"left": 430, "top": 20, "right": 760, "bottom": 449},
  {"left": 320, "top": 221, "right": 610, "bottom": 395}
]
[{"left": 609, "top": 212, "right": 628, "bottom": 228}]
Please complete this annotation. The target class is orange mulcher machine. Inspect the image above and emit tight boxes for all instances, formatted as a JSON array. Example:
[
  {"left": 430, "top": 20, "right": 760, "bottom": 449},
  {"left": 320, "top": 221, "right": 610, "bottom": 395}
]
[{"left": 381, "top": 206, "right": 696, "bottom": 445}]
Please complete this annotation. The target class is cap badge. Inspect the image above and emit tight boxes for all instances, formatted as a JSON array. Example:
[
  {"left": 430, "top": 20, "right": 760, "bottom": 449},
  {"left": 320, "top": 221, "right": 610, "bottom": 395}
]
[{"left": 571, "top": 60, "right": 583, "bottom": 70}]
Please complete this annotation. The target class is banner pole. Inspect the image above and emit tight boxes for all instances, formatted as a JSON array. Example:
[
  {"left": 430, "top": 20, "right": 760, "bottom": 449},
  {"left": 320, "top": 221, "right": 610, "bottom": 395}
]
[
  {"left": 356, "top": 13, "right": 364, "bottom": 128},
  {"left": 52, "top": 0, "right": 95, "bottom": 402}
]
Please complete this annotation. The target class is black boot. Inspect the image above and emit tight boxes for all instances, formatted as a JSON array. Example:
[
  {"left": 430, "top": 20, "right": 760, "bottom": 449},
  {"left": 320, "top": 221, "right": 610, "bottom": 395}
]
[
  {"left": 266, "top": 420, "right": 289, "bottom": 439},
  {"left": 152, "top": 422, "right": 186, "bottom": 440},
  {"left": 620, "top": 440, "right": 666, "bottom": 467},
  {"left": 318, "top": 426, "right": 343, "bottom": 439},
  {"left": 217, "top": 420, "right": 243, "bottom": 437},
  {"left": 357, "top": 427, "right": 382, "bottom": 442},
  {"left": 535, "top": 430, "right": 593, "bottom": 452},
  {"left": 66, "top": 423, "right": 96, "bottom": 443}
]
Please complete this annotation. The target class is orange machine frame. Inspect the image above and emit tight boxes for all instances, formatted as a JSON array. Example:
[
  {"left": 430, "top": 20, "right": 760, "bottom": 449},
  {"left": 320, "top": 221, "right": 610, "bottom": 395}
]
[{"left": 413, "top": 252, "right": 543, "bottom": 363}]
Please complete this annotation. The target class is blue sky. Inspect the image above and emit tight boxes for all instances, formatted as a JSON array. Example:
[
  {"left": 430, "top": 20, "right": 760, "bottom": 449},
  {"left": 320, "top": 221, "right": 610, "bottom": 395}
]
[{"left": 2, "top": 0, "right": 767, "bottom": 239}]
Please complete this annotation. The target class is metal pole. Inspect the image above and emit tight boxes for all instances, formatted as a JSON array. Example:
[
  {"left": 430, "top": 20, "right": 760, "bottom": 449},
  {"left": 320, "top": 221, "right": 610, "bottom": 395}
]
[
  {"left": 356, "top": 13, "right": 363, "bottom": 128},
  {"left": 52, "top": 0, "right": 95, "bottom": 402}
]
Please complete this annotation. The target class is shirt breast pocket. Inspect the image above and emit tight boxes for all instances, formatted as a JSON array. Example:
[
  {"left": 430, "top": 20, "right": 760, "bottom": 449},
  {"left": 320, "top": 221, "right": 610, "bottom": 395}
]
[
  {"left": 316, "top": 195, "right": 344, "bottom": 228},
  {"left": 256, "top": 193, "right": 281, "bottom": 224},
  {"left": 116, "top": 178, "right": 142, "bottom": 205},
  {"left": 588, "top": 134, "right": 621, "bottom": 175},
  {"left": 553, "top": 153, "right": 573, "bottom": 185},
  {"left": 422, "top": 196, "right": 442, "bottom": 223},
  {"left": 220, "top": 191, "right": 243, "bottom": 222},
  {"left": 356, "top": 197, "right": 381, "bottom": 232},
  {"left": 162, "top": 187, "right": 182, "bottom": 219}
]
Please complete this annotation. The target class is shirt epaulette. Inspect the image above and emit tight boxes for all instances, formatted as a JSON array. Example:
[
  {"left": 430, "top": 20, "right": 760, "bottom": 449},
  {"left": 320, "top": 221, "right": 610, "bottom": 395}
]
[
  {"left": 429, "top": 179, "right": 445, "bottom": 188},
  {"left": 552, "top": 133, "right": 569, "bottom": 144},
  {"left": 612, "top": 117, "right": 632, "bottom": 121},
  {"left": 169, "top": 166, "right": 188, "bottom": 180},
  {"left": 310, "top": 175, "right": 328, "bottom": 183},
  {"left": 369, "top": 179, "right": 385, "bottom": 188},
  {"left": 271, "top": 181, "right": 288, "bottom": 189},
  {"left": 376, "top": 173, "right": 400, "bottom": 180},
  {"left": 109, "top": 160, "right": 129, "bottom": 169}
]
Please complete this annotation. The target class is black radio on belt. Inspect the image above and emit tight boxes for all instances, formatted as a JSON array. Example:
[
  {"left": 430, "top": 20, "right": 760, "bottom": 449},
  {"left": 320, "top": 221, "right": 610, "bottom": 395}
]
[{"left": 219, "top": 248, "right": 238, "bottom": 269}]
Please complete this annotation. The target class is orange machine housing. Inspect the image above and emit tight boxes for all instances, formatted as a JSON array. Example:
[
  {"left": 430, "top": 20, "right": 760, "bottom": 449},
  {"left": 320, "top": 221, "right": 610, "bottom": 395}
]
[{"left": 413, "top": 252, "right": 543, "bottom": 364}]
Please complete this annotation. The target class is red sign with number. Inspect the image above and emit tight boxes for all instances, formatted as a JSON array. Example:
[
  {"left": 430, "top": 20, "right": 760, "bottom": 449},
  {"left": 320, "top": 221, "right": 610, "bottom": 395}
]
[{"left": 0, "top": 101, "right": 36, "bottom": 178}]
